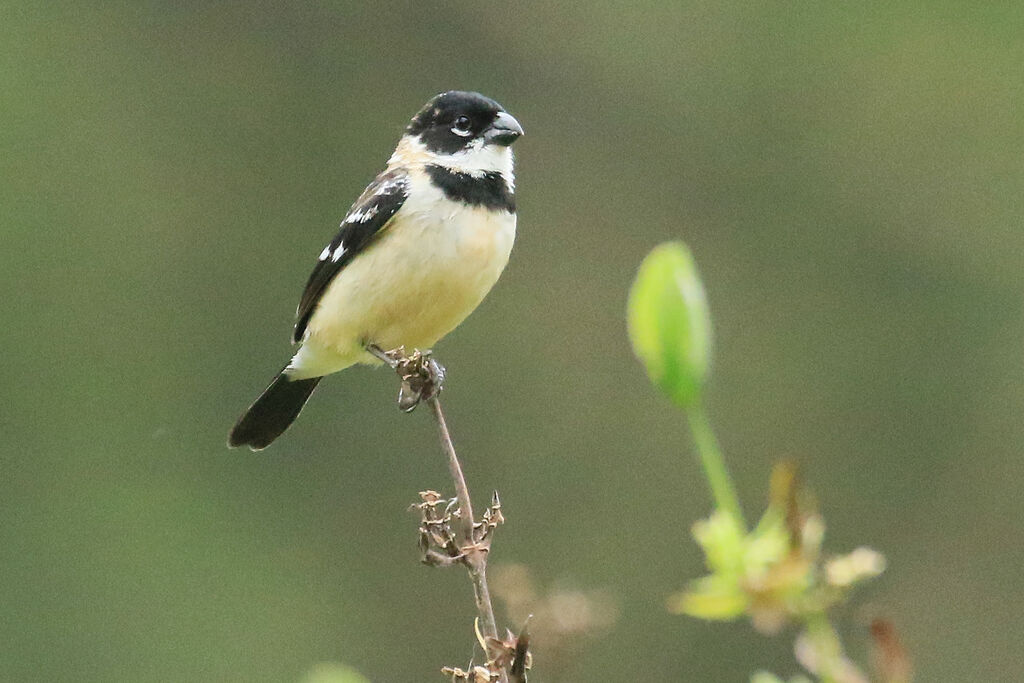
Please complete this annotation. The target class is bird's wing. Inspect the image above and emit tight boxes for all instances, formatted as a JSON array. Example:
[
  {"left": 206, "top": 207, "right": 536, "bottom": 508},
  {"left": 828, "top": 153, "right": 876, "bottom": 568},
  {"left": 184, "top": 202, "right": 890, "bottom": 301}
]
[{"left": 292, "top": 169, "right": 409, "bottom": 343}]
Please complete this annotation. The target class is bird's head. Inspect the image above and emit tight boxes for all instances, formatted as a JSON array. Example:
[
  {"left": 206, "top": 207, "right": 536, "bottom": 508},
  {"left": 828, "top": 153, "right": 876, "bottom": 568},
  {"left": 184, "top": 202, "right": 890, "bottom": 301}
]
[{"left": 393, "top": 91, "right": 523, "bottom": 175}]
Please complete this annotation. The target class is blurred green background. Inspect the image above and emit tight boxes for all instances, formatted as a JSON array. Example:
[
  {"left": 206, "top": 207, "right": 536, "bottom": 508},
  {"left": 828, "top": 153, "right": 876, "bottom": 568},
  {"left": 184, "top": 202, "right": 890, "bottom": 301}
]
[{"left": 3, "top": 2, "right": 1022, "bottom": 681}]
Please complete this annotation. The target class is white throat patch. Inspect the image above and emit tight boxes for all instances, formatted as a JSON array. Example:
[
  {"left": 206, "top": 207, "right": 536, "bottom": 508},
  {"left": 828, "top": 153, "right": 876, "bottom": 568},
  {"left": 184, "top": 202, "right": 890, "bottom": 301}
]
[{"left": 388, "top": 136, "right": 515, "bottom": 184}]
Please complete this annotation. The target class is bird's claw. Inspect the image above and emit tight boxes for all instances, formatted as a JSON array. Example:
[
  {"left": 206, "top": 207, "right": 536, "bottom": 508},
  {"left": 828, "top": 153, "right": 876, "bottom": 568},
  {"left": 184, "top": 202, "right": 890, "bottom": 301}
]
[
  {"left": 367, "top": 345, "right": 445, "bottom": 411},
  {"left": 397, "top": 350, "right": 445, "bottom": 412}
]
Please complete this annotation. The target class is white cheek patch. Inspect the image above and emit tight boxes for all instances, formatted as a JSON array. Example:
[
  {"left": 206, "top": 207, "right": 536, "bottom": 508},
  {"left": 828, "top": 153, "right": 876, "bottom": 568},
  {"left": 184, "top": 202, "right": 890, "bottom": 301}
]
[
  {"left": 452, "top": 143, "right": 514, "bottom": 179},
  {"left": 394, "top": 136, "right": 513, "bottom": 178},
  {"left": 386, "top": 136, "right": 514, "bottom": 187}
]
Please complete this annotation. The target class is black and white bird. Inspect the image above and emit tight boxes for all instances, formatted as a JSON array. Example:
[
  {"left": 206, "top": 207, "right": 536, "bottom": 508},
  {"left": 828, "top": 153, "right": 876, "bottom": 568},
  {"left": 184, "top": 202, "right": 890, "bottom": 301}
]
[{"left": 228, "top": 91, "right": 523, "bottom": 450}]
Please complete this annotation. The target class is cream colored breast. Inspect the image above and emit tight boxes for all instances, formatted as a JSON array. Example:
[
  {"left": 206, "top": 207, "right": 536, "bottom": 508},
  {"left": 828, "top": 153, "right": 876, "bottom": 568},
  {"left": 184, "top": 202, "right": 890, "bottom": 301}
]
[{"left": 303, "top": 174, "right": 516, "bottom": 368}]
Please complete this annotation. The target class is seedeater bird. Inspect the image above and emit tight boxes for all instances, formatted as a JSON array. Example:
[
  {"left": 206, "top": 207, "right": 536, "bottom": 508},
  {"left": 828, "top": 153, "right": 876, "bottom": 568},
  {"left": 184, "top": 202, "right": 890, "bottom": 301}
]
[{"left": 228, "top": 91, "right": 523, "bottom": 450}]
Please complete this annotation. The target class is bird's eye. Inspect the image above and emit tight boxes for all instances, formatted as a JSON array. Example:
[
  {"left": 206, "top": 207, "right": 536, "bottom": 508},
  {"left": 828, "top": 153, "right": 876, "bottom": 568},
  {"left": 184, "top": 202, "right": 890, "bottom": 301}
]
[{"left": 451, "top": 116, "right": 473, "bottom": 136}]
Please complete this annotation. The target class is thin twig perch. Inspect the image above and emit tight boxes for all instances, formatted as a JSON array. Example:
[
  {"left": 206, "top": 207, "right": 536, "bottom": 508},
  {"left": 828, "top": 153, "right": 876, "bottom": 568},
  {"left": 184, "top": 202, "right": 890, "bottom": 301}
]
[
  {"left": 428, "top": 397, "right": 502, "bottom": 649},
  {"left": 370, "top": 345, "right": 519, "bottom": 682}
]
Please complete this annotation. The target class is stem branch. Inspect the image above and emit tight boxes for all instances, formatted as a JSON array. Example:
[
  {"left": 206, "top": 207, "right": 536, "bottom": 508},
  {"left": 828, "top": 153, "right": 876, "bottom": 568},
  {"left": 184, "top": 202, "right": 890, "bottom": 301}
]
[
  {"left": 428, "top": 396, "right": 505, "bottom": 682},
  {"left": 687, "top": 402, "right": 746, "bottom": 528},
  {"left": 430, "top": 398, "right": 476, "bottom": 544}
]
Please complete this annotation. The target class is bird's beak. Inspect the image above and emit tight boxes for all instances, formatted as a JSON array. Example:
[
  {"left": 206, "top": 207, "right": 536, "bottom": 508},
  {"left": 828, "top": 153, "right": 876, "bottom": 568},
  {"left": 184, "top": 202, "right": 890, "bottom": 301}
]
[{"left": 484, "top": 111, "right": 524, "bottom": 146}]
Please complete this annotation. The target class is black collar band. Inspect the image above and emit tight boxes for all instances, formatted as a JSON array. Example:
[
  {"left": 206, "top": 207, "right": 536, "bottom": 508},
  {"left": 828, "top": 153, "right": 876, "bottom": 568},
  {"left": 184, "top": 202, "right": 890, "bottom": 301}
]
[{"left": 425, "top": 165, "right": 516, "bottom": 213}]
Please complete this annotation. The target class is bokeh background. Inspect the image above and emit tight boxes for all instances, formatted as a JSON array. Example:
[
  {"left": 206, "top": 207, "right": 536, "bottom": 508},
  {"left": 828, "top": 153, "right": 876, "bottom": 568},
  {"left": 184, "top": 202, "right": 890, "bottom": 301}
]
[{"left": 3, "top": 2, "right": 1022, "bottom": 681}]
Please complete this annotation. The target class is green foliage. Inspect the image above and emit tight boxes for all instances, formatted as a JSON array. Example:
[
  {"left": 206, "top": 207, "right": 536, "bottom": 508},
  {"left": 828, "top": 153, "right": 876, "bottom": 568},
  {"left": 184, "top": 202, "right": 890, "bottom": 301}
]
[
  {"left": 627, "top": 241, "right": 712, "bottom": 409},
  {"left": 629, "top": 241, "right": 746, "bottom": 524},
  {"left": 631, "top": 243, "right": 891, "bottom": 682},
  {"left": 667, "top": 476, "right": 885, "bottom": 635},
  {"left": 666, "top": 507, "right": 793, "bottom": 622}
]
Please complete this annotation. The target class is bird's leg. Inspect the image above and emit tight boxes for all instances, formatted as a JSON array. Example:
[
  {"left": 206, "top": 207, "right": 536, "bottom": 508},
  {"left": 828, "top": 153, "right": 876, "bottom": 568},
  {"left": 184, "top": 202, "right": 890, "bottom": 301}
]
[
  {"left": 364, "top": 344, "right": 446, "bottom": 412},
  {"left": 365, "top": 343, "right": 402, "bottom": 369}
]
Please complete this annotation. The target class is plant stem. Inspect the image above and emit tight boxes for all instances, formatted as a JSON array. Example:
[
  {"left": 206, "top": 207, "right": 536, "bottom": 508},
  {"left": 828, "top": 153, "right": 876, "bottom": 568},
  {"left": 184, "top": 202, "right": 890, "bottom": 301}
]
[
  {"left": 428, "top": 397, "right": 505, "bottom": 683},
  {"left": 686, "top": 402, "right": 746, "bottom": 528},
  {"left": 430, "top": 398, "right": 477, "bottom": 543}
]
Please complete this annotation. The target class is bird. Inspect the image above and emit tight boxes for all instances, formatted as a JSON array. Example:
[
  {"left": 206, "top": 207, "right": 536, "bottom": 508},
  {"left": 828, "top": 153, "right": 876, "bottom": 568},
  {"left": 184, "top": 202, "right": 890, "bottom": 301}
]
[{"left": 228, "top": 91, "right": 524, "bottom": 450}]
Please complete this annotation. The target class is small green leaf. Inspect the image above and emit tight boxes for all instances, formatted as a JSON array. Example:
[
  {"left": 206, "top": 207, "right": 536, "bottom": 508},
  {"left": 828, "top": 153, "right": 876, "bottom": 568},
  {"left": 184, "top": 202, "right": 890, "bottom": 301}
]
[
  {"left": 667, "top": 576, "right": 747, "bottom": 620},
  {"left": 627, "top": 242, "right": 712, "bottom": 408},
  {"left": 692, "top": 509, "right": 747, "bottom": 575}
]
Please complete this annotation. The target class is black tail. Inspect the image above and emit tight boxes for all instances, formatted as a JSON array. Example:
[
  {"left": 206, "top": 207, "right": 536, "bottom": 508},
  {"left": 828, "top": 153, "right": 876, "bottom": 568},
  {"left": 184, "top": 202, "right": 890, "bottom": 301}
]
[{"left": 228, "top": 371, "right": 322, "bottom": 450}]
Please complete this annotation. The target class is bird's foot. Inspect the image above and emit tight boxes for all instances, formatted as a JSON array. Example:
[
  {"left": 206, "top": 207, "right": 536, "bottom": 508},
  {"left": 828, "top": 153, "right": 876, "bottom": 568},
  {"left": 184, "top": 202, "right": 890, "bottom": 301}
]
[
  {"left": 397, "top": 349, "right": 445, "bottom": 412},
  {"left": 366, "top": 345, "right": 445, "bottom": 412}
]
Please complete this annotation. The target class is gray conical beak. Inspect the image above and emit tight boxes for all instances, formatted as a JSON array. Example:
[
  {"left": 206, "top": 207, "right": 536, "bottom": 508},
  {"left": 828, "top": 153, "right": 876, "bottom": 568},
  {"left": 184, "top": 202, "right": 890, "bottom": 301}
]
[{"left": 484, "top": 111, "right": 524, "bottom": 146}]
